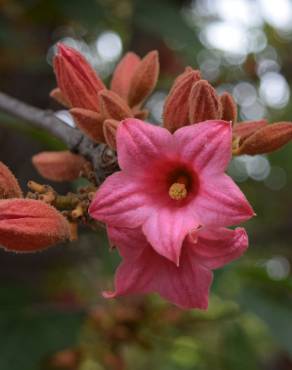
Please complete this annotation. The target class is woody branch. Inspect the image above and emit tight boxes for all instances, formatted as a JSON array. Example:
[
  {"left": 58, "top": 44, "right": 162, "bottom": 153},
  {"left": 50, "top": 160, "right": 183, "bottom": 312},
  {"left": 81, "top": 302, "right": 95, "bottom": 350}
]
[{"left": 0, "top": 91, "right": 118, "bottom": 184}]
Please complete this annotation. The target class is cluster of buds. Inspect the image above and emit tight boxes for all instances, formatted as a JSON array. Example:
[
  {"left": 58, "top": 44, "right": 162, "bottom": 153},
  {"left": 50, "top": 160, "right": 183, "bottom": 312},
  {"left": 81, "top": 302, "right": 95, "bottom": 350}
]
[
  {"left": 0, "top": 158, "right": 98, "bottom": 252},
  {"left": 1, "top": 44, "right": 292, "bottom": 310},
  {"left": 162, "top": 66, "right": 292, "bottom": 156},
  {"left": 163, "top": 67, "right": 237, "bottom": 131},
  {"left": 52, "top": 44, "right": 159, "bottom": 149},
  {"left": 0, "top": 161, "right": 70, "bottom": 252}
]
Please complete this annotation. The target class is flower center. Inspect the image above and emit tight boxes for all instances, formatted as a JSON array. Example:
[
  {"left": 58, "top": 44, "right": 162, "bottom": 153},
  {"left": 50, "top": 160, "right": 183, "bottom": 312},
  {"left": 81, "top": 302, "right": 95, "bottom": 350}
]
[
  {"left": 168, "top": 175, "right": 190, "bottom": 200},
  {"left": 168, "top": 182, "right": 187, "bottom": 200}
]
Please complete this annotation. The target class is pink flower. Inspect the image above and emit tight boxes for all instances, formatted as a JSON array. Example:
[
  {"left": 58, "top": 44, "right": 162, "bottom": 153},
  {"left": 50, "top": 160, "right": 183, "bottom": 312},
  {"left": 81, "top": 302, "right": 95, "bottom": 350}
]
[
  {"left": 89, "top": 119, "right": 254, "bottom": 264},
  {"left": 105, "top": 226, "right": 248, "bottom": 309}
]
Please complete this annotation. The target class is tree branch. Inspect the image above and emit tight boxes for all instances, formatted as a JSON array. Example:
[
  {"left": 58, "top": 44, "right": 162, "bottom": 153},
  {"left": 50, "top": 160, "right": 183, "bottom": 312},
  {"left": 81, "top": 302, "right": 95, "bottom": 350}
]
[{"left": 0, "top": 91, "right": 118, "bottom": 184}]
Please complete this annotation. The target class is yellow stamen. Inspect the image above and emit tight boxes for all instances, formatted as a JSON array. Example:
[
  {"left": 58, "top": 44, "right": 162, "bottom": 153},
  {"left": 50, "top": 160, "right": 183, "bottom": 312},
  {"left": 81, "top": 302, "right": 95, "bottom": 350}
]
[{"left": 169, "top": 182, "right": 187, "bottom": 200}]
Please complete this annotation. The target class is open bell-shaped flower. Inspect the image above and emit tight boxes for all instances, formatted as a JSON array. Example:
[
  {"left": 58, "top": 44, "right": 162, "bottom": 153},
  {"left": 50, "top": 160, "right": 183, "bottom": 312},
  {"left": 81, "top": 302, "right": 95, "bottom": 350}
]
[{"left": 89, "top": 118, "right": 254, "bottom": 265}]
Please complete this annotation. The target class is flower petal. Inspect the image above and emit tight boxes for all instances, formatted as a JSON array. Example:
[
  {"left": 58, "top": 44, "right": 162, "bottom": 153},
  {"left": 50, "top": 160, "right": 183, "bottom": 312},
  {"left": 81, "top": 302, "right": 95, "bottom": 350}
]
[
  {"left": 189, "top": 227, "right": 248, "bottom": 269},
  {"left": 142, "top": 206, "right": 199, "bottom": 264},
  {"left": 116, "top": 119, "right": 174, "bottom": 174},
  {"left": 194, "top": 174, "right": 254, "bottom": 226},
  {"left": 106, "top": 227, "right": 212, "bottom": 309},
  {"left": 89, "top": 172, "right": 149, "bottom": 228},
  {"left": 174, "top": 120, "right": 232, "bottom": 176}
]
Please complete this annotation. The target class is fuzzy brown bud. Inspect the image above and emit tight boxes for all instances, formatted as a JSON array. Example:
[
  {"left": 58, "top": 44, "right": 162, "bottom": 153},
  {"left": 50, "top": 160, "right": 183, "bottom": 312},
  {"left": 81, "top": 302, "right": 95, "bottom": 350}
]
[
  {"left": 233, "top": 119, "right": 268, "bottom": 142},
  {"left": 0, "top": 162, "right": 22, "bottom": 199},
  {"left": 110, "top": 52, "right": 141, "bottom": 100},
  {"left": 128, "top": 50, "right": 159, "bottom": 107},
  {"left": 32, "top": 151, "right": 88, "bottom": 182},
  {"left": 163, "top": 69, "right": 201, "bottom": 132},
  {"left": 53, "top": 44, "right": 105, "bottom": 111},
  {"left": 0, "top": 199, "right": 70, "bottom": 252},
  {"left": 220, "top": 92, "right": 237, "bottom": 123},
  {"left": 236, "top": 121, "right": 292, "bottom": 155},
  {"left": 189, "top": 80, "right": 222, "bottom": 124}
]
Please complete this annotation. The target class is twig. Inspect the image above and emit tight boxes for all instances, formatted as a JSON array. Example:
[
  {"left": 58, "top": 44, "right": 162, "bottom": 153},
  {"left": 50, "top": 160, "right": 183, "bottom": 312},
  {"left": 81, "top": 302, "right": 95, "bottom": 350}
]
[{"left": 0, "top": 91, "right": 118, "bottom": 184}]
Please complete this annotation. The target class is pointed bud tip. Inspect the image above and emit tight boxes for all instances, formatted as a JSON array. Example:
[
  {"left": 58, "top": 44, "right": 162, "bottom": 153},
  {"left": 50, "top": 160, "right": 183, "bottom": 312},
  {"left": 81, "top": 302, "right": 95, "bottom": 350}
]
[{"left": 0, "top": 162, "right": 22, "bottom": 199}]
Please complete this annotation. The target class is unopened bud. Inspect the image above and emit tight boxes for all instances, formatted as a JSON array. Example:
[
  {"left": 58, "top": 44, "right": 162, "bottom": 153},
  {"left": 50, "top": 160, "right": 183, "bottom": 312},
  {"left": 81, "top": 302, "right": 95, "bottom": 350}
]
[
  {"left": 32, "top": 151, "right": 88, "bottom": 182},
  {"left": 110, "top": 52, "right": 141, "bottom": 100},
  {"left": 0, "top": 199, "right": 70, "bottom": 252},
  {"left": 0, "top": 162, "right": 22, "bottom": 199},
  {"left": 103, "top": 119, "right": 120, "bottom": 150},
  {"left": 236, "top": 121, "right": 292, "bottom": 155},
  {"left": 233, "top": 119, "right": 268, "bottom": 142},
  {"left": 189, "top": 80, "right": 222, "bottom": 124},
  {"left": 163, "top": 68, "right": 201, "bottom": 132},
  {"left": 53, "top": 44, "right": 105, "bottom": 111},
  {"left": 128, "top": 50, "right": 159, "bottom": 107},
  {"left": 99, "top": 90, "right": 133, "bottom": 121},
  {"left": 70, "top": 108, "right": 104, "bottom": 142},
  {"left": 220, "top": 92, "right": 237, "bottom": 123}
]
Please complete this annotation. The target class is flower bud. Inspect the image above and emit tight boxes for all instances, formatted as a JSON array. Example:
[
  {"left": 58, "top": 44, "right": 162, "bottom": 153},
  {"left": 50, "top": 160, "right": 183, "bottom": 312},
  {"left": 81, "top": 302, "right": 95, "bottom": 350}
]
[
  {"left": 220, "top": 92, "right": 237, "bottom": 123},
  {"left": 0, "top": 162, "right": 22, "bottom": 199},
  {"left": 53, "top": 44, "right": 105, "bottom": 111},
  {"left": 128, "top": 50, "right": 159, "bottom": 107},
  {"left": 103, "top": 119, "right": 119, "bottom": 150},
  {"left": 32, "top": 151, "right": 88, "bottom": 182},
  {"left": 99, "top": 90, "right": 133, "bottom": 121},
  {"left": 233, "top": 119, "right": 268, "bottom": 142},
  {"left": 163, "top": 68, "right": 201, "bottom": 132},
  {"left": 189, "top": 80, "right": 222, "bottom": 124},
  {"left": 50, "top": 87, "right": 71, "bottom": 107},
  {"left": 236, "top": 121, "right": 292, "bottom": 155},
  {"left": 110, "top": 52, "right": 141, "bottom": 100},
  {"left": 0, "top": 199, "right": 70, "bottom": 252},
  {"left": 70, "top": 108, "right": 104, "bottom": 142}
]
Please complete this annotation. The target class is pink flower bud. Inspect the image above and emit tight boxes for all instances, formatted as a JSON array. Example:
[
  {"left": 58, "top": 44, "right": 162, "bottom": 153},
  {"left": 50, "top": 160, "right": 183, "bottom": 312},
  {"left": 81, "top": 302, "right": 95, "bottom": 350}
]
[
  {"left": 163, "top": 68, "right": 201, "bottom": 132},
  {"left": 32, "top": 151, "right": 88, "bottom": 182},
  {"left": 0, "top": 199, "right": 70, "bottom": 252},
  {"left": 53, "top": 44, "right": 105, "bottom": 111},
  {"left": 128, "top": 50, "right": 159, "bottom": 107},
  {"left": 0, "top": 161, "right": 22, "bottom": 199},
  {"left": 110, "top": 52, "right": 141, "bottom": 100},
  {"left": 70, "top": 108, "right": 104, "bottom": 142}
]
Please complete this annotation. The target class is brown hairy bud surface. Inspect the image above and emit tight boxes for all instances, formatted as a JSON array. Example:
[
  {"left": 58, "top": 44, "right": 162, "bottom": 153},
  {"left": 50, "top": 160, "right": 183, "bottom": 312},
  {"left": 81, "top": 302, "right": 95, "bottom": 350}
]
[
  {"left": 0, "top": 162, "right": 22, "bottom": 199},
  {"left": 189, "top": 80, "right": 222, "bottom": 124},
  {"left": 32, "top": 151, "right": 88, "bottom": 182},
  {"left": 0, "top": 199, "right": 70, "bottom": 252}
]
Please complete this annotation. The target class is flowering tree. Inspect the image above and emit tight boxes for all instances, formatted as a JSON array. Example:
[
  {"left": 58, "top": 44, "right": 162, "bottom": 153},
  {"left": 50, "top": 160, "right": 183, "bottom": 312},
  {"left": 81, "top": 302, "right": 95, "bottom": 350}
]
[{"left": 0, "top": 44, "right": 292, "bottom": 312}]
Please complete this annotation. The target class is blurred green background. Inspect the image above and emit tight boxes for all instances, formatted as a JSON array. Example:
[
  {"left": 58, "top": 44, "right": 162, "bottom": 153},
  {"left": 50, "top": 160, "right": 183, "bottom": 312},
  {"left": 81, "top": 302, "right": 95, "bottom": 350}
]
[{"left": 1, "top": 0, "right": 292, "bottom": 369}]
